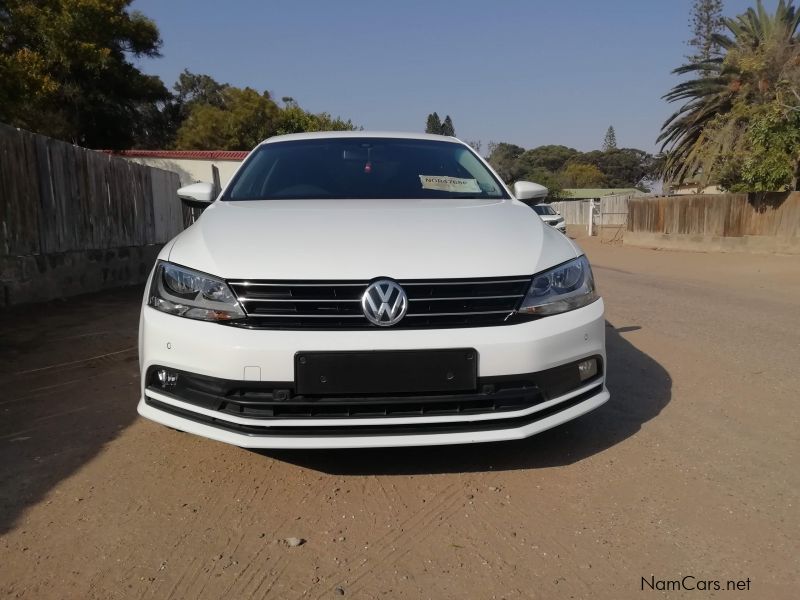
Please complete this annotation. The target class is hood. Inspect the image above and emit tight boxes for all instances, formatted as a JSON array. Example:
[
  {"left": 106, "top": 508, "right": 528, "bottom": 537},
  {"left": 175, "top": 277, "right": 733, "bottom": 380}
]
[{"left": 168, "top": 198, "right": 578, "bottom": 280}]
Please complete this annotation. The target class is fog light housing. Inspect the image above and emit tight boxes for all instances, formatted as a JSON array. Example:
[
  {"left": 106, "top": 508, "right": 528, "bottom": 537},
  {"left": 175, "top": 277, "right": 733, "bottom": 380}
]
[
  {"left": 157, "top": 369, "right": 179, "bottom": 388},
  {"left": 578, "top": 358, "right": 598, "bottom": 382}
]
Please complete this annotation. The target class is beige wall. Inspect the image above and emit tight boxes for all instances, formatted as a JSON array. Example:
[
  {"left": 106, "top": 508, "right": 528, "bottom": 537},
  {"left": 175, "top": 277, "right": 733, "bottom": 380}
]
[
  {"left": 670, "top": 183, "right": 723, "bottom": 195},
  {"left": 124, "top": 157, "right": 243, "bottom": 188}
]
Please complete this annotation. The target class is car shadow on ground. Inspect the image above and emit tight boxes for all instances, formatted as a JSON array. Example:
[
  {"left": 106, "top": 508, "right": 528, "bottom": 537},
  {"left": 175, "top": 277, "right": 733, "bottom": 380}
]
[
  {"left": 0, "top": 286, "right": 143, "bottom": 535},
  {"left": 260, "top": 322, "right": 671, "bottom": 475}
]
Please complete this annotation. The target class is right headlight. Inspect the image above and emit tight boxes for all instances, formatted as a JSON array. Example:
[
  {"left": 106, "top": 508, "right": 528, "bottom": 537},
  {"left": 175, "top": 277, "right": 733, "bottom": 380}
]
[
  {"left": 518, "top": 255, "right": 597, "bottom": 316},
  {"left": 148, "top": 261, "right": 245, "bottom": 322}
]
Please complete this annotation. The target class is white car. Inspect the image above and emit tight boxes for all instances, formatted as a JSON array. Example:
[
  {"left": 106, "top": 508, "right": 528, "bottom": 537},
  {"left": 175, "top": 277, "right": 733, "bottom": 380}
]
[
  {"left": 138, "top": 132, "right": 608, "bottom": 449},
  {"left": 531, "top": 204, "right": 566, "bottom": 233}
]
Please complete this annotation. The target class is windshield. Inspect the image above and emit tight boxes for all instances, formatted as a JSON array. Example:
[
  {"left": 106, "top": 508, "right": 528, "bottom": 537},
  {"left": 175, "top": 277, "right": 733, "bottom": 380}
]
[
  {"left": 532, "top": 205, "right": 557, "bottom": 215},
  {"left": 224, "top": 138, "right": 508, "bottom": 200}
]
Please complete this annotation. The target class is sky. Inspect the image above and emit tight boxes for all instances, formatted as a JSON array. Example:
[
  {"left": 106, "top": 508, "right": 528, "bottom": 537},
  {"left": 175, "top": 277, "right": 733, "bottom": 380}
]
[{"left": 131, "top": 0, "right": 758, "bottom": 153}]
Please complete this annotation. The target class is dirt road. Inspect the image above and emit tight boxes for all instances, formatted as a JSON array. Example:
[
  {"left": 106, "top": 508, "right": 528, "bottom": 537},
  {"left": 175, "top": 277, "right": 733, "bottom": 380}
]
[{"left": 2, "top": 239, "right": 798, "bottom": 599}]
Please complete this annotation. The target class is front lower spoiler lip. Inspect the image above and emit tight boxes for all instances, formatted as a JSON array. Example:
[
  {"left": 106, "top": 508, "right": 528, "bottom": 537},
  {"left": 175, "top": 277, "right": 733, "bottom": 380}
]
[{"left": 137, "top": 384, "right": 609, "bottom": 449}]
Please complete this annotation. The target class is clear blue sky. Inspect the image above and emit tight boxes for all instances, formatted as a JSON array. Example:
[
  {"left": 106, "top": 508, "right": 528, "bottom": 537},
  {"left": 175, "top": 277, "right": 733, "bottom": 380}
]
[{"left": 132, "top": 0, "right": 757, "bottom": 153}]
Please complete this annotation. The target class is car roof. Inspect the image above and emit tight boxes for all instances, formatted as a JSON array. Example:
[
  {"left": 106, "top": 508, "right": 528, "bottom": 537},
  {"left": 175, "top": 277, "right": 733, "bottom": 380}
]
[{"left": 260, "top": 131, "right": 463, "bottom": 145}]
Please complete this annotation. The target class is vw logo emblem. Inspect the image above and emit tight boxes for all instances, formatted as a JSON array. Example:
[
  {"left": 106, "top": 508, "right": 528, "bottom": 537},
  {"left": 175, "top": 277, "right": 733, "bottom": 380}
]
[{"left": 361, "top": 279, "right": 408, "bottom": 327}]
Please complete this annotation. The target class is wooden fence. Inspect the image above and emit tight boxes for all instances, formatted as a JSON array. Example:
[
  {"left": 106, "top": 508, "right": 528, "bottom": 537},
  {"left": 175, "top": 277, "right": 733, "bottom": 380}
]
[
  {"left": 627, "top": 193, "right": 800, "bottom": 237},
  {"left": 597, "top": 195, "right": 631, "bottom": 227},
  {"left": 0, "top": 124, "right": 184, "bottom": 305},
  {"left": 550, "top": 194, "right": 634, "bottom": 227},
  {"left": 625, "top": 193, "right": 800, "bottom": 253},
  {"left": 549, "top": 199, "right": 590, "bottom": 225},
  {"left": 0, "top": 124, "right": 184, "bottom": 256}
]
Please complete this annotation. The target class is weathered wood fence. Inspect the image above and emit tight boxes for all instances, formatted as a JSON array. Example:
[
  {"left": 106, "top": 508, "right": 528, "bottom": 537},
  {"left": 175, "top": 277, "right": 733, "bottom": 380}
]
[
  {"left": 626, "top": 193, "right": 800, "bottom": 253},
  {"left": 549, "top": 200, "right": 589, "bottom": 225},
  {"left": 0, "top": 124, "right": 184, "bottom": 305},
  {"left": 550, "top": 194, "right": 633, "bottom": 227}
]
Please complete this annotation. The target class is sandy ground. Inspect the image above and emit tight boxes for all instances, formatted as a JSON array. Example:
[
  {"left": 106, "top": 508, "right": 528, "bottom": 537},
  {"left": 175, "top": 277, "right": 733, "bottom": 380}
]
[{"left": 1, "top": 239, "right": 798, "bottom": 599}]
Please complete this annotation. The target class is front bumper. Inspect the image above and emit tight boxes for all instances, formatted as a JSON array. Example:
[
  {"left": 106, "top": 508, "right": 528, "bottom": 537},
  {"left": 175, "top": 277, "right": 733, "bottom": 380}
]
[{"left": 138, "top": 298, "right": 608, "bottom": 448}]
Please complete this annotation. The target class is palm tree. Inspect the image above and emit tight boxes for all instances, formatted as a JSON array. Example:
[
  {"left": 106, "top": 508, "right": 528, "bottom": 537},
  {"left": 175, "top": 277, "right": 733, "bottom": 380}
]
[{"left": 658, "top": 0, "right": 800, "bottom": 187}]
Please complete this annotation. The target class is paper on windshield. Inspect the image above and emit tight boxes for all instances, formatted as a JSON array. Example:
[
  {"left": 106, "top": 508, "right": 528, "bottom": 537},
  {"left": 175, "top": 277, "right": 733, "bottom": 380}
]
[{"left": 419, "top": 175, "right": 482, "bottom": 193}]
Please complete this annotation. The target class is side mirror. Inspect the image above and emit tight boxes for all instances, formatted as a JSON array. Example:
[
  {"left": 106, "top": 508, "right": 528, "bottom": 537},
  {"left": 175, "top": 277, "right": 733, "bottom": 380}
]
[
  {"left": 177, "top": 181, "right": 215, "bottom": 209},
  {"left": 512, "top": 181, "right": 549, "bottom": 204}
]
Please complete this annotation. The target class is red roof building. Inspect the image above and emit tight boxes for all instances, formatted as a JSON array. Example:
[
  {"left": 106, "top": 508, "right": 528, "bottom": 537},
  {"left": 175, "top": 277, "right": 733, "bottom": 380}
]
[{"left": 106, "top": 149, "right": 249, "bottom": 161}]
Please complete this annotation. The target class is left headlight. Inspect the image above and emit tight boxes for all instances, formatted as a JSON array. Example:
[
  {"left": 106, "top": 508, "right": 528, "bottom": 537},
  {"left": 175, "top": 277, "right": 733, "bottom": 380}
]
[
  {"left": 518, "top": 255, "right": 597, "bottom": 316},
  {"left": 148, "top": 261, "right": 245, "bottom": 322}
]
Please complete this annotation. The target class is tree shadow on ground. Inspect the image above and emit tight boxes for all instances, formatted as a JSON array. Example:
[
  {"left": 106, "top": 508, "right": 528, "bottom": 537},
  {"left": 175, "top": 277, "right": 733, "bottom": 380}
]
[
  {"left": 748, "top": 191, "right": 791, "bottom": 213},
  {"left": 261, "top": 322, "right": 671, "bottom": 475},
  {"left": 0, "top": 286, "right": 142, "bottom": 535}
]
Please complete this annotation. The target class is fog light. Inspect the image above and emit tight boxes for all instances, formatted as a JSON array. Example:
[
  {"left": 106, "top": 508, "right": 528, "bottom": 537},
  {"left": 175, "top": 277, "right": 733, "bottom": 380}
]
[
  {"left": 577, "top": 358, "right": 598, "bottom": 381},
  {"left": 157, "top": 369, "right": 179, "bottom": 388}
]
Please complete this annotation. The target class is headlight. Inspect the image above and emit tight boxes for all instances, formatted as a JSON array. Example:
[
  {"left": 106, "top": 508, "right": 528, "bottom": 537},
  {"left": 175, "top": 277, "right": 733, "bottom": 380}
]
[
  {"left": 518, "top": 255, "right": 597, "bottom": 316},
  {"left": 148, "top": 261, "right": 245, "bottom": 322}
]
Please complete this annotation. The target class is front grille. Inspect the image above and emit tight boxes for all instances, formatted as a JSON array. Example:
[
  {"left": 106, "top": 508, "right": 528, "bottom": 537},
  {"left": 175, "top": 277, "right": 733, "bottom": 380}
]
[
  {"left": 151, "top": 385, "right": 544, "bottom": 419},
  {"left": 145, "top": 358, "right": 602, "bottom": 422},
  {"left": 147, "top": 376, "right": 544, "bottom": 420},
  {"left": 227, "top": 275, "right": 532, "bottom": 330}
]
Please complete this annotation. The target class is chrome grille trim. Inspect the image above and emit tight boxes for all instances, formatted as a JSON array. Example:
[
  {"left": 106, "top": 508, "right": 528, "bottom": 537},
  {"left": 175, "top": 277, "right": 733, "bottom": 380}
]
[
  {"left": 238, "top": 295, "right": 524, "bottom": 303},
  {"left": 406, "top": 310, "right": 514, "bottom": 317},
  {"left": 238, "top": 298, "right": 360, "bottom": 303},
  {"left": 401, "top": 279, "right": 531, "bottom": 286},
  {"left": 409, "top": 295, "right": 524, "bottom": 301},
  {"left": 227, "top": 275, "right": 532, "bottom": 330},
  {"left": 229, "top": 279, "right": 532, "bottom": 287},
  {"left": 245, "top": 313, "right": 366, "bottom": 319},
  {"left": 229, "top": 281, "right": 368, "bottom": 287}
]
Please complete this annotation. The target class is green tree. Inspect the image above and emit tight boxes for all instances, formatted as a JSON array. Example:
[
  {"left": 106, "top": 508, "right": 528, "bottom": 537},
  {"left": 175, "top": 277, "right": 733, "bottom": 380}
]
[
  {"left": 718, "top": 104, "right": 800, "bottom": 191},
  {"left": 441, "top": 115, "right": 456, "bottom": 136},
  {"left": 520, "top": 167, "right": 566, "bottom": 200},
  {"left": 175, "top": 88, "right": 357, "bottom": 149},
  {"left": 0, "top": 0, "right": 168, "bottom": 148},
  {"left": 275, "top": 102, "right": 356, "bottom": 135},
  {"left": 175, "top": 87, "right": 281, "bottom": 150},
  {"left": 466, "top": 140, "right": 483, "bottom": 154},
  {"left": 425, "top": 112, "right": 442, "bottom": 134},
  {"left": 580, "top": 148, "right": 658, "bottom": 188},
  {"left": 602, "top": 126, "right": 617, "bottom": 151},
  {"left": 517, "top": 145, "right": 580, "bottom": 173},
  {"left": 658, "top": 0, "right": 800, "bottom": 190},
  {"left": 486, "top": 142, "right": 526, "bottom": 182},
  {"left": 559, "top": 163, "right": 608, "bottom": 188},
  {"left": 133, "top": 98, "right": 183, "bottom": 149},
  {"left": 688, "top": 0, "right": 725, "bottom": 72},
  {"left": 174, "top": 70, "right": 229, "bottom": 109},
  {"left": 488, "top": 141, "right": 656, "bottom": 190},
  {"left": 133, "top": 69, "right": 230, "bottom": 149}
]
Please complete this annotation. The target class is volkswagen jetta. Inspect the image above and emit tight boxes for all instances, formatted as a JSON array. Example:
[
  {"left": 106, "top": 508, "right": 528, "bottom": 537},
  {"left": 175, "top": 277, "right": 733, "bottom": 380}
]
[{"left": 138, "top": 132, "right": 608, "bottom": 448}]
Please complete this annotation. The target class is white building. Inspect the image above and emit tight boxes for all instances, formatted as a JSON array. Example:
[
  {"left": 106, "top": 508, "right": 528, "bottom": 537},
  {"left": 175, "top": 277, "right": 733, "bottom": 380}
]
[{"left": 110, "top": 150, "right": 248, "bottom": 188}]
